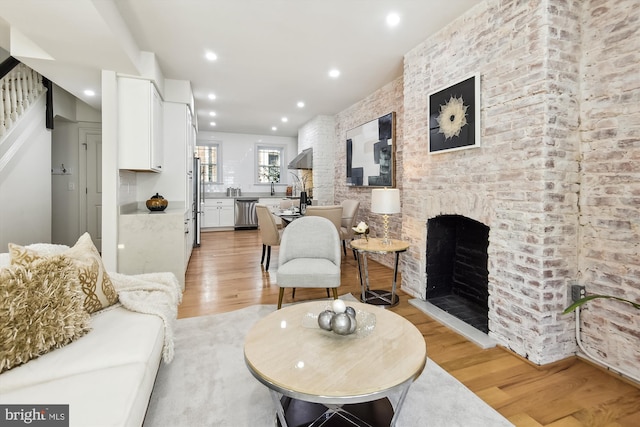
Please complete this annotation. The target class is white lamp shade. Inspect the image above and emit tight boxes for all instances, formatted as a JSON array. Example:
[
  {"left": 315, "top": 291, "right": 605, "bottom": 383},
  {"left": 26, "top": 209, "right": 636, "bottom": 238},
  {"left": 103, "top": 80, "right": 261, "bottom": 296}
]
[{"left": 371, "top": 188, "right": 400, "bottom": 214}]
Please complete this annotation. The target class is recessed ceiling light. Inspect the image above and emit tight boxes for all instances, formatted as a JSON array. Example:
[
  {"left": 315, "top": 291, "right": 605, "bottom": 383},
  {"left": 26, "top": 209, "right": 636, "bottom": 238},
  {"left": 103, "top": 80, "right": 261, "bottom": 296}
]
[
  {"left": 205, "top": 51, "right": 218, "bottom": 61},
  {"left": 329, "top": 69, "right": 340, "bottom": 78},
  {"left": 84, "top": 89, "right": 95, "bottom": 96},
  {"left": 209, "top": 122, "right": 216, "bottom": 127},
  {"left": 209, "top": 111, "right": 216, "bottom": 117},
  {"left": 281, "top": 117, "right": 288, "bottom": 123},
  {"left": 271, "top": 126, "right": 277, "bottom": 131},
  {"left": 386, "top": 12, "right": 400, "bottom": 27},
  {"left": 208, "top": 93, "right": 216, "bottom": 100},
  {"left": 297, "top": 101, "right": 305, "bottom": 108}
]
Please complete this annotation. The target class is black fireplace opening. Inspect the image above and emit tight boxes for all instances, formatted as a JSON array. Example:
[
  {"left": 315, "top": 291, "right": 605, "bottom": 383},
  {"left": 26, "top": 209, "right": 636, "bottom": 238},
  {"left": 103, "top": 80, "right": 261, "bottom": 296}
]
[{"left": 426, "top": 215, "right": 490, "bottom": 333}]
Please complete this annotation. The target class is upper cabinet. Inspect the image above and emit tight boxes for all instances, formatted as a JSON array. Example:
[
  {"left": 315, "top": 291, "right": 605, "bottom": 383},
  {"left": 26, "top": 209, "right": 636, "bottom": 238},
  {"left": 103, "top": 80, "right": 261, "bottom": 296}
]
[
  {"left": 118, "top": 77, "right": 164, "bottom": 172},
  {"left": 153, "top": 101, "right": 196, "bottom": 212}
]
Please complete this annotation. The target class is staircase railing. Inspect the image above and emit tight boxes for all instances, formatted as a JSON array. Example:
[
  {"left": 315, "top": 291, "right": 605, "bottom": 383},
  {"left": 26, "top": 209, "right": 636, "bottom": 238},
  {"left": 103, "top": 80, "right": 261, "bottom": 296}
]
[
  {"left": 0, "top": 60, "right": 46, "bottom": 138},
  {"left": 0, "top": 56, "right": 20, "bottom": 78}
]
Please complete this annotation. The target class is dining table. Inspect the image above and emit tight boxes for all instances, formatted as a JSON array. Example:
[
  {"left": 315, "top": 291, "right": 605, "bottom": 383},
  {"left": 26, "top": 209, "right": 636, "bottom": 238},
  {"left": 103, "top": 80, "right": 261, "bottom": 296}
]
[{"left": 273, "top": 209, "right": 303, "bottom": 225}]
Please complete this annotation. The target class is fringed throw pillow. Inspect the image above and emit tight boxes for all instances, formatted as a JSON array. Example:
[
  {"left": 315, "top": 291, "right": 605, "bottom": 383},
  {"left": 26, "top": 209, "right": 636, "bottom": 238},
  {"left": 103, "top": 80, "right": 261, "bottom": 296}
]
[
  {"left": 0, "top": 255, "right": 91, "bottom": 373},
  {"left": 9, "top": 233, "right": 118, "bottom": 313}
]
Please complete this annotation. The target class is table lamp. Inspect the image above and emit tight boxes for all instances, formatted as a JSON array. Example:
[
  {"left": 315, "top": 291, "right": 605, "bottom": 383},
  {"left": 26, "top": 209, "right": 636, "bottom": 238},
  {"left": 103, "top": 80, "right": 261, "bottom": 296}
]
[{"left": 371, "top": 188, "right": 400, "bottom": 245}]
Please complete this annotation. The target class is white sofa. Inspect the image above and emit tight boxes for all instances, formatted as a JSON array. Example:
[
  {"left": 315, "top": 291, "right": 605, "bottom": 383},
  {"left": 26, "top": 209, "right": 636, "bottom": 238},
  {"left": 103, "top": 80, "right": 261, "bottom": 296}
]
[{"left": 0, "top": 248, "right": 178, "bottom": 427}]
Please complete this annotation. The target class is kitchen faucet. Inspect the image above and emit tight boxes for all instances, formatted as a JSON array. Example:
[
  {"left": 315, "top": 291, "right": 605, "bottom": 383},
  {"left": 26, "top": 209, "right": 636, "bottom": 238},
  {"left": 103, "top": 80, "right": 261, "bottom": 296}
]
[{"left": 270, "top": 182, "right": 275, "bottom": 196}]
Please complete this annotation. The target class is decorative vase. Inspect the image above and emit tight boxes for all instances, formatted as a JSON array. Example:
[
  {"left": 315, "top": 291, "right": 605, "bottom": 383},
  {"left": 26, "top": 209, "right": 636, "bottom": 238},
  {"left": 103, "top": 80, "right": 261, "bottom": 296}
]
[
  {"left": 146, "top": 193, "right": 168, "bottom": 212},
  {"left": 299, "top": 191, "right": 307, "bottom": 214}
]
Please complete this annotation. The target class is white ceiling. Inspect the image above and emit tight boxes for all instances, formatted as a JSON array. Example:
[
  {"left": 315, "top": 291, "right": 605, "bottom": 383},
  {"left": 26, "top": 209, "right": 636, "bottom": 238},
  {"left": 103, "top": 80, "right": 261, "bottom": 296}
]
[{"left": 0, "top": 0, "right": 479, "bottom": 137}]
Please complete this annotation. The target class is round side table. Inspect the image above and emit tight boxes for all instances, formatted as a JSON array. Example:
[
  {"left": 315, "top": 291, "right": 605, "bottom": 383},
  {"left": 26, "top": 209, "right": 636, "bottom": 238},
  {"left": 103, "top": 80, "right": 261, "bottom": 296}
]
[{"left": 349, "top": 238, "right": 410, "bottom": 308}]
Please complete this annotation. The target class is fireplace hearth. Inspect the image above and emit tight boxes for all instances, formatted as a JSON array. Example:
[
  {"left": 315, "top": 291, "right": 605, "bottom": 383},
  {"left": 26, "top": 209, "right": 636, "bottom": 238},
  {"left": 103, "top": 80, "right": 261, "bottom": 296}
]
[{"left": 426, "top": 215, "right": 490, "bottom": 333}]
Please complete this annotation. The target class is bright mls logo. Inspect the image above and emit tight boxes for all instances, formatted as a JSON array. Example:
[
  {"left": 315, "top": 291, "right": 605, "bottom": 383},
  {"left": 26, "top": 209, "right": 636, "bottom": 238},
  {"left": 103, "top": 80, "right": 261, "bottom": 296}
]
[{"left": 1, "top": 405, "right": 68, "bottom": 426}]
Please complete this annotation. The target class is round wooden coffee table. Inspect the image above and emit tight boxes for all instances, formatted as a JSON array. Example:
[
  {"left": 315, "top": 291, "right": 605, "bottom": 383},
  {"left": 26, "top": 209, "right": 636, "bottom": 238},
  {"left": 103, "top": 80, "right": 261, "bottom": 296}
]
[{"left": 244, "top": 300, "right": 426, "bottom": 427}]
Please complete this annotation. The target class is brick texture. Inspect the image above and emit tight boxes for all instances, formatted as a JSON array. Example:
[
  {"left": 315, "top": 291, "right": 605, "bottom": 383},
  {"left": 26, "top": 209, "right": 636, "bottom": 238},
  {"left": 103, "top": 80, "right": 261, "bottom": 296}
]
[
  {"left": 325, "top": 0, "right": 639, "bottom": 373},
  {"left": 334, "top": 79, "right": 404, "bottom": 266},
  {"left": 577, "top": 0, "right": 640, "bottom": 376},
  {"left": 299, "top": 115, "right": 337, "bottom": 205}
]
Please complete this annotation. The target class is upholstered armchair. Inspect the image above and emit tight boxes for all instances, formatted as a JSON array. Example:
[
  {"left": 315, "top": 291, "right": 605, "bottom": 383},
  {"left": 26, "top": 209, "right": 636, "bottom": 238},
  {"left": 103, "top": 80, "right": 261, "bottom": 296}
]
[{"left": 276, "top": 216, "right": 341, "bottom": 309}]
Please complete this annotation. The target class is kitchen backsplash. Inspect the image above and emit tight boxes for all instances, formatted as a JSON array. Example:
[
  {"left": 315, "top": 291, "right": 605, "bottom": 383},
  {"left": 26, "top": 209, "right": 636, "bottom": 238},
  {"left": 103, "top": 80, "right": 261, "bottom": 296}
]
[
  {"left": 197, "top": 130, "right": 299, "bottom": 195},
  {"left": 119, "top": 170, "right": 137, "bottom": 205}
]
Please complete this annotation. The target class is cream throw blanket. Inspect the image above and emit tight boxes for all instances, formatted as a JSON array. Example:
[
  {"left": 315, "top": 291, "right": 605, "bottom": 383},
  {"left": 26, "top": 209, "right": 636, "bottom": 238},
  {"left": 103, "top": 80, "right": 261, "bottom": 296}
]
[{"left": 109, "top": 272, "right": 182, "bottom": 363}]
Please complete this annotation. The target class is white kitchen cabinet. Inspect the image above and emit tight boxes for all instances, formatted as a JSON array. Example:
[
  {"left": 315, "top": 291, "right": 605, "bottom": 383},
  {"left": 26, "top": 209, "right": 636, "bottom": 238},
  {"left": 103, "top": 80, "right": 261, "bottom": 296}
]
[
  {"left": 184, "top": 211, "right": 193, "bottom": 266},
  {"left": 118, "top": 77, "right": 164, "bottom": 172},
  {"left": 203, "top": 199, "right": 234, "bottom": 228},
  {"left": 258, "top": 198, "right": 283, "bottom": 212},
  {"left": 136, "top": 102, "right": 195, "bottom": 212},
  {"left": 220, "top": 204, "right": 235, "bottom": 226}
]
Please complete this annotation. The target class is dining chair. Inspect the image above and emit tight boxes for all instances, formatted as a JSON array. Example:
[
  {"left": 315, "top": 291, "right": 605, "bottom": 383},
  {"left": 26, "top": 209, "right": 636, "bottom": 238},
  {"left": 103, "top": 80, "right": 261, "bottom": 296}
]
[
  {"left": 277, "top": 199, "right": 301, "bottom": 228},
  {"left": 276, "top": 216, "right": 341, "bottom": 309},
  {"left": 279, "top": 199, "right": 293, "bottom": 210},
  {"left": 339, "top": 199, "right": 360, "bottom": 258},
  {"left": 304, "top": 205, "right": 343, "bottom": 236},
  {"left": 256, "top": 204, "right": 283, "bottom": 271}
]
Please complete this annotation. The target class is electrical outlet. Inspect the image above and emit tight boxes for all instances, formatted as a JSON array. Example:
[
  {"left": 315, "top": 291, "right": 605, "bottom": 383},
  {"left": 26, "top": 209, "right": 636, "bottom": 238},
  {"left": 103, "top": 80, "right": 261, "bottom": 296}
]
[{"left": 571, "top": 284, "right": 586, "bottom": 302}]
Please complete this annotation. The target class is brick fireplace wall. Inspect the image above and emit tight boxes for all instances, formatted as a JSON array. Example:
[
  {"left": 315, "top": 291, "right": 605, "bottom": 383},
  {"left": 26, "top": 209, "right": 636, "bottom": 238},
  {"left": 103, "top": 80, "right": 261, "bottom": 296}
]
[
  {"left": 401, "top": 0, "right": 583, "bottom": 365},
  {"left": 401, "top": 0, "right": 638, "bottom": 369},
  {"left": 329, "top": 0, "right": 639, "bottom": 373},
  {"left": 577, "top": 0, "right": 640, "bottom": 376}
]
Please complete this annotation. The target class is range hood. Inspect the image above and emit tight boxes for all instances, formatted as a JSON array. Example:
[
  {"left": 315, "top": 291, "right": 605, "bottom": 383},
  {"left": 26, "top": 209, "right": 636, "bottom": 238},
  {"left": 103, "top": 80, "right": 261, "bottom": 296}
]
[{"left": 288, "top": 148, "right": 313, "bottom": 169}]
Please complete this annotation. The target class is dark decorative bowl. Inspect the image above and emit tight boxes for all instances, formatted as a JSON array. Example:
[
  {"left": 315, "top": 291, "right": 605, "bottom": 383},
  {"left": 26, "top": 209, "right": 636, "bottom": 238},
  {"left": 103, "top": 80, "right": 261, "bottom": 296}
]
[{"left": 146, "top": 193, "right": 168, "bottom": 211}]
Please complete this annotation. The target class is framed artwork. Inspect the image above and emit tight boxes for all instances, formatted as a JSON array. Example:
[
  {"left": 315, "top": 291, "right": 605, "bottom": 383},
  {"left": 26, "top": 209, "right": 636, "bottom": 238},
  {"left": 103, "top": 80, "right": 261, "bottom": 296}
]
[
  {"left": 428, "top": 74, "right": 480, "bottom": 154},
  {"left": 346, "top": 112, "right": 395, "bottom": 187}
]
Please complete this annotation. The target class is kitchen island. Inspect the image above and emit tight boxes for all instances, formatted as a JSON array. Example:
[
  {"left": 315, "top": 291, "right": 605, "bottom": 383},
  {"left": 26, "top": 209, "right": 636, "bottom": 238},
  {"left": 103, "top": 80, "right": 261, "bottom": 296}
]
[{"left": 118, "top": 205, "right": 191, "bottom": 291}]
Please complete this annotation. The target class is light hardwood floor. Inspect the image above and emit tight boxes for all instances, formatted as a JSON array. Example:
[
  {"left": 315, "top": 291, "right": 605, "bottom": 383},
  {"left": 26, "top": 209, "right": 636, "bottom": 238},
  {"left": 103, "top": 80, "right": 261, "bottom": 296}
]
[{"left": 181, "top": 230, "right": 640, "bottom": 427}]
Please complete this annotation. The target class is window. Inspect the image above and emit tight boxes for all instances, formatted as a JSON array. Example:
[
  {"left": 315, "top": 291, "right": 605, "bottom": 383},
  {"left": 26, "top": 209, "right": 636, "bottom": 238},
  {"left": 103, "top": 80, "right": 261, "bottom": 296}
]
[
  {"left": 256, "top": 145, "right": 284, "bottom": 183},
  {"left": 196, "top": 144, "right": 221, "bottom": 184}
]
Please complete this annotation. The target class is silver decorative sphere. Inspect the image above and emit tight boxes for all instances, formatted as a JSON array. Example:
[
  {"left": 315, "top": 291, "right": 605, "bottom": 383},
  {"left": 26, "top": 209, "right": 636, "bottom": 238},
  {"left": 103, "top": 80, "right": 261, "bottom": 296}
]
[
  {"left": 345, "top": 306, "right": 356, "bottom": 318},
  {"left": 347, "top": 314, "right": 357, "bottom": 334},
  {"left": 331, "top": 313, "right": 352, "bottom": 335},
  {"left": 318, "top": 310, "right": 334, "bottom": 331}
]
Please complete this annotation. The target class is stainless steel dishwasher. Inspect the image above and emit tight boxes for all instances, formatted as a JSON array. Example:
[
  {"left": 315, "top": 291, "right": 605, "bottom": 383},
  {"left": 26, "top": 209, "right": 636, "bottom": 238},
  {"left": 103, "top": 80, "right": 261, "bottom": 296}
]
[{"left": 234, "top": 198, "right": 258, "bottom": 229}]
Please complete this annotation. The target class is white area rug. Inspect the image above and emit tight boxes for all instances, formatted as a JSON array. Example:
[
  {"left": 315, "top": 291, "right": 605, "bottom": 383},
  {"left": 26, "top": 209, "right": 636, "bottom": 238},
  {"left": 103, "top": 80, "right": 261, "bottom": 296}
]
[{"left": 144, "top": 298, "right": 513, "bottom": 426}]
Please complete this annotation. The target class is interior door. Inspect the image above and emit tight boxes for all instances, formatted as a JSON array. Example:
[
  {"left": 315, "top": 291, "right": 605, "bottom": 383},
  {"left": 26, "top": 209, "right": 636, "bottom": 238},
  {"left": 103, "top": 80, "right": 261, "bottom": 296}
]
[{"left": 83, "top": 131, "right": 103, "bottom": 251}]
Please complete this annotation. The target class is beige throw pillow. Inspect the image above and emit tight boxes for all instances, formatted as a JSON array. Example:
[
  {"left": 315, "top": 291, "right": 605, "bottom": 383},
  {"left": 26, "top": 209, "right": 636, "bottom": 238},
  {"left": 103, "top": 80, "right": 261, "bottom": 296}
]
[
  {"left": 9, "top": 233, "right": 118, "bottom": 313},
  {"left": 0, "top": 255, "right": 91, "bottom": 373}
]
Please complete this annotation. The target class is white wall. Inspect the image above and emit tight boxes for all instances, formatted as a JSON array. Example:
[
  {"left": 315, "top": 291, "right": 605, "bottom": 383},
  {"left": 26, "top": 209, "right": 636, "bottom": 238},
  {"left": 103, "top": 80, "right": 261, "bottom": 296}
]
[
  {"left": 52, "top": 84, "right": 101, "bottom": 123},
  {"left": 197, "top": 130, "right": 297, "bottom": 194},
  {"left": 51, "top": 121, "right": 80, "bottom": 246},
  {"left": 51, "top": 86, "right": 101, "bottom": 247},
  {"left": 0, "top": 46, "right": 9, "bottom": 62},
  {"left": 0, "top": 95, "right": 51, "bottom": 248},
  {"left": 101, "top": 70, "right": 119, "bottom": 270},
  {"left": 51, "top": 121, "right": 102, "bottom": 246},
  {"left": 0, "top": 79, "right": 101, "bottom": 250}
]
